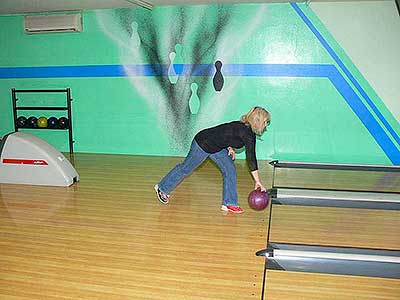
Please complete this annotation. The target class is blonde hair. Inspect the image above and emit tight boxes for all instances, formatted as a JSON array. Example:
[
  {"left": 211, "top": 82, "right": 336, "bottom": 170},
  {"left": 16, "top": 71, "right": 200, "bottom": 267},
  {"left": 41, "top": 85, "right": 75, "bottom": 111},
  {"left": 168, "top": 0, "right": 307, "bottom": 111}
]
[{"left": 240, "top": 106, "right": 270, "bottom": 135}]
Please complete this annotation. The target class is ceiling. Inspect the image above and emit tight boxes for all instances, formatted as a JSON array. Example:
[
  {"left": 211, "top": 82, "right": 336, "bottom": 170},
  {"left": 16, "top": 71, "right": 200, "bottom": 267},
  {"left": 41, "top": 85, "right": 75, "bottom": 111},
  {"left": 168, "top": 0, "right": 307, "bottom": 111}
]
[{"left": 0, "top": 0, "right": 388, "bottom": 15}]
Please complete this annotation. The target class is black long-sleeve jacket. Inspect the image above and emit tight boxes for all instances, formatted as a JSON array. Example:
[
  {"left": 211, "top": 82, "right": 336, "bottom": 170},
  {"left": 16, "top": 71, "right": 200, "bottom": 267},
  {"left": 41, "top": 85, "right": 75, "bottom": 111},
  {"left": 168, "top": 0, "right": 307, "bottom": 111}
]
[{"left": 194, "top": 121, "right": 258, "bottom": 171}]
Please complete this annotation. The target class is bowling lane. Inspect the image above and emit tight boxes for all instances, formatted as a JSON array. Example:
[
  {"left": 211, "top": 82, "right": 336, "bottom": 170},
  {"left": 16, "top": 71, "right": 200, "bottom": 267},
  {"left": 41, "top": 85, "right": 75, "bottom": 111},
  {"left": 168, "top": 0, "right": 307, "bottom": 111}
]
[
  {"left": 267, "top": 161, "right": 400, "bottom": 249},
  {"left": 263, "top": 271, "right": 400, "bottom": 300},
  {"left": 271, "top": 188, "right": 400, "bottom": 210},
  {"left": 260, "top": 162, "right": 400, "bottom": 300},
  {"left": 269, "top": 205, "right": 400, "bottom": 250},
  {"left": 273, "top": 167, "right": 400, "bottom": 193}
]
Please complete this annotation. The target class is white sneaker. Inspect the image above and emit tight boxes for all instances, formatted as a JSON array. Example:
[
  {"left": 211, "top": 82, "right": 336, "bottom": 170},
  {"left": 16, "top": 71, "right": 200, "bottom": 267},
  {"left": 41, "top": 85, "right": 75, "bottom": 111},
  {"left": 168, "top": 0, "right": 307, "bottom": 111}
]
[{"left": 154, "top": 184, "right": 169, "bottom": 204}]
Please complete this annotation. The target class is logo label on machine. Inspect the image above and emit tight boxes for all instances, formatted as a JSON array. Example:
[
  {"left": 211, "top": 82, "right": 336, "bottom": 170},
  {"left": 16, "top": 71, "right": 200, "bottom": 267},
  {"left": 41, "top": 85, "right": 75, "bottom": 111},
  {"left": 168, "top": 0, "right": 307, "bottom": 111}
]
[{"left": 2, "top": 159, "right": 48, "bottom": 165}]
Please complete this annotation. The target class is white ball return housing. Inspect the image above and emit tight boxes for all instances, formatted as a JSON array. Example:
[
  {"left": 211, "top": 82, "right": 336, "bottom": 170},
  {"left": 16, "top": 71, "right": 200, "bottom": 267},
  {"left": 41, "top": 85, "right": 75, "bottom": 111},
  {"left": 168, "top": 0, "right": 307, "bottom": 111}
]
[{"left": 0, "top": 132, "right": 79, "bottom": 186}]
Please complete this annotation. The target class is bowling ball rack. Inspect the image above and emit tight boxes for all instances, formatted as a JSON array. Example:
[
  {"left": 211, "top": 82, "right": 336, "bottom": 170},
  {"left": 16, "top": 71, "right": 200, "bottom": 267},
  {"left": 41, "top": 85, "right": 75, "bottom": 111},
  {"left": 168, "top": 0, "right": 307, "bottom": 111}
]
[{"left": 11, "top": 88, "right": 75, "bottom": 154}]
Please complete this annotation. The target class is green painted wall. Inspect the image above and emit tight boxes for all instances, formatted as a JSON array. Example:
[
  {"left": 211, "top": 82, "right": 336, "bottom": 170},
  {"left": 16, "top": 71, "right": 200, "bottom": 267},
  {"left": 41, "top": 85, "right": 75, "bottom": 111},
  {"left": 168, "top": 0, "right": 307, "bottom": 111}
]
[
  {"left": 310, "top": 0, "right": 400, "bottom": 122},
  {"left": 0, "top": 3, "right": 398, "bottom": 165}
]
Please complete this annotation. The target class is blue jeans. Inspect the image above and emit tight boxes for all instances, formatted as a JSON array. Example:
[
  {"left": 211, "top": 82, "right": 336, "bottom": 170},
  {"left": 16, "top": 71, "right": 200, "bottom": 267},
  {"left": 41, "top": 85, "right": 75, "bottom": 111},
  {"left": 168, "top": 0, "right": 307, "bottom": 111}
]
[{"left": 158, "top": 140, "right": 238, "bottom": 206}]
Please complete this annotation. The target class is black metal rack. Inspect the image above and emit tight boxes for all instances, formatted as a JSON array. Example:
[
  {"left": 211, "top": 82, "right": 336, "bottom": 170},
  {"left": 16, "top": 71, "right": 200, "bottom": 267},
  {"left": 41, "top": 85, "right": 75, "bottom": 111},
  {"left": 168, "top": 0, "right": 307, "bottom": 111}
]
[{"left": 12, "top": 88, "right": 75, "bottom": 154}]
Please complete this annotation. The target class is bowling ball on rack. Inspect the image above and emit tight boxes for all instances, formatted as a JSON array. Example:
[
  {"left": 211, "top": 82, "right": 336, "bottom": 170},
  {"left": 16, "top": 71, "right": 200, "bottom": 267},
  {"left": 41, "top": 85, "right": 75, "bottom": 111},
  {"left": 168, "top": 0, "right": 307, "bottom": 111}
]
[
  {"left": 37, "top": 116, "right": 48, "bottom": 128},
  {"left": 16, "top": 116, "right": 27, "bottom": 128},
  {"left": 27, "top": 116, "right": 38, "bottom": 128},
  {"left": 47, "top": 117, "right": 58, "bottom": 129},
  {"left": 58, "top": 117, "right": 69, "bottom": 129},
  {"left": 248, "top": 189, "right": 270, "bottom": 211}
]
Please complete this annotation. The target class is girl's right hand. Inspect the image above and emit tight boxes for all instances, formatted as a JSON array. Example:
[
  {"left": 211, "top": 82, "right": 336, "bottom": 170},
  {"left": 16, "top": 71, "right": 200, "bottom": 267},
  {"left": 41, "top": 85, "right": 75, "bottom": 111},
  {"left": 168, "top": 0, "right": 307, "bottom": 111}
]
[{"left": 227, "top": 147, "right": 235, "bottom": 160}]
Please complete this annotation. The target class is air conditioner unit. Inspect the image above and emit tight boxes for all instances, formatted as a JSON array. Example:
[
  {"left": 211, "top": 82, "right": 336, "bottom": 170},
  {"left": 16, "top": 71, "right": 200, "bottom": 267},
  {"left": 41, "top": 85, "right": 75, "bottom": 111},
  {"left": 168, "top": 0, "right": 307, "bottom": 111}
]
[{"left": 24, "top": 13, "right": 83, "bottom": 34}]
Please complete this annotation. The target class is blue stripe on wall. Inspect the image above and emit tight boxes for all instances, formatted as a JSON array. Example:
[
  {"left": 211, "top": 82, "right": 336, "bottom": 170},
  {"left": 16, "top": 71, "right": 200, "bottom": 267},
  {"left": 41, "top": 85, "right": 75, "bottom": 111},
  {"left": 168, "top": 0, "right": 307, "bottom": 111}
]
[
  {"left": 0, "top": 62, "right": 398, "bottom": 164},
  {"left": 291, "top": 2, "right": 400, "bottom": 149},
  {"left": 0, "top": 64, "right": 335, "bottom": 78},
  {"left": 221, "top": 64, "right": 336, "bottom": 77},
  {"left": 329, "top": 69, "right": 400, "bottom": 164},
  {"left": 0, "top": 65, "right": 167, "bottom": 78}
]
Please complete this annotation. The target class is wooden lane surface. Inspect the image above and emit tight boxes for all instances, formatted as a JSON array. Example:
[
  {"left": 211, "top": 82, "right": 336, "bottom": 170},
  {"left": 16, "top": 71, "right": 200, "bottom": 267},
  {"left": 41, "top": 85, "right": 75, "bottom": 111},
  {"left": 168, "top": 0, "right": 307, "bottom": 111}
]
[
  {"left": 0, "top": 154, "right": 268, "bottom": 300},
  {"left": 265, "top": 163, "right": 400, "bottom": 300},
  {"left": 266, "top": 206, "right": 400, "bottom": 299},
  {"left": 269, "top": 205, "right": 400, "bottom": 250},
  {"left": 265, "top": 206, "right": 400, "bottom": 299},
  {"left": 269, "top": 163, "right": 400, "bottom": 249},
  {"left": 273, "top": 168, "right": 400, "bottom": 193},
  {"left": 264, "top": 271, "right": 400, "bottom": 300}
]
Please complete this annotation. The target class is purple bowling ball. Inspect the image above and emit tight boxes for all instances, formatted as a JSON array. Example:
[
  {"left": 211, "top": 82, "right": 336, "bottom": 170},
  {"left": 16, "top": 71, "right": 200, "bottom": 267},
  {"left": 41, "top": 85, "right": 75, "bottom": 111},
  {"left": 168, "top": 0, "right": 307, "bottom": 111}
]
[{"left": 248, "top": 189, "right": 269, "bottom": 211}]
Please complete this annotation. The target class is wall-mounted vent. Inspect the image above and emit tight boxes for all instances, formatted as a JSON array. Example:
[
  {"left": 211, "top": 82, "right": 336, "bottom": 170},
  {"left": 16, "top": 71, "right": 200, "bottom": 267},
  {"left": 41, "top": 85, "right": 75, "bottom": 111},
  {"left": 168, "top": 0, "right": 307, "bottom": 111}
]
[{"left": 24, "top": 13, "right": 83, "bottom": 34}]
